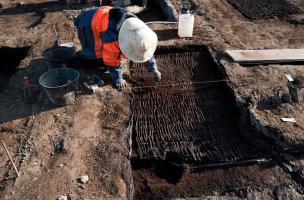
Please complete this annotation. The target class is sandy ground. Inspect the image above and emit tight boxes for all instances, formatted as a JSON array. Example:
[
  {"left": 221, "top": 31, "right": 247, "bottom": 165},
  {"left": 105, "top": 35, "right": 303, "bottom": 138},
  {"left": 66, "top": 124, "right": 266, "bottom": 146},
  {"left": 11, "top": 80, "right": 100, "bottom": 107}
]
[
  {"left": 1, "top": 82, "right": 132, "bottom": 199},
  {"left": 0, "top": 0, "right": 304, "bottom": 199}
]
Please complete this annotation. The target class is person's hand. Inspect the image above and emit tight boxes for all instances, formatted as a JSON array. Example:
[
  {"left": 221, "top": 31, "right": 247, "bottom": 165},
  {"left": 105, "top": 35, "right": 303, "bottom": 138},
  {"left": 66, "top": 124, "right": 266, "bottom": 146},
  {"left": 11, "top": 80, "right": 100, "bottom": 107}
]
[
  {"left": 115, "top": 78, "right": 127, "bottom": 89},
  {"left": 146, "top": 57, "right": 161, "bottom": 81},
  {"left": 151, "top": 69, "right": 161, "bottom": 82}
]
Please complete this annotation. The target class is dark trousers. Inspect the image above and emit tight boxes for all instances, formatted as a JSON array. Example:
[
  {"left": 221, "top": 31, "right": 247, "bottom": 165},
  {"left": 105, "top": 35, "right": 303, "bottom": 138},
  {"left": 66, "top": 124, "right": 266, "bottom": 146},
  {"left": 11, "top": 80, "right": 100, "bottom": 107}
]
[{"left": 105, "top": 0, "right": 178, "bottom": 22}]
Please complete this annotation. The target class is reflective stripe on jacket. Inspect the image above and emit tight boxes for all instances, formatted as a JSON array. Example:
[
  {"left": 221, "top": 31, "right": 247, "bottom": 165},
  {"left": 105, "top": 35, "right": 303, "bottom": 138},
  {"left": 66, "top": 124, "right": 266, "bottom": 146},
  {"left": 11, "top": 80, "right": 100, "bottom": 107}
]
[{"left": 75, "top": 7, "right": 135, "bottom": 67}]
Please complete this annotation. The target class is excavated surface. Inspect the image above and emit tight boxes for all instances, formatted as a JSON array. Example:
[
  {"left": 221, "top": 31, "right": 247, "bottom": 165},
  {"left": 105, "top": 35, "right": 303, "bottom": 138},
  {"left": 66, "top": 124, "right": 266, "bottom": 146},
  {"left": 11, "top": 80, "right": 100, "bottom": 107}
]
[
  {"left": 132, "top": 163, "right": 303, "bottom": 200},
  {"left": 130, "top": 47, "right": 261, "bottom": 164},
  {"left": 0, "top": 0, "right": 304, "bottom": 199},
  {"left": 227, "top": 0, "right": 303, "bottom": 20}
]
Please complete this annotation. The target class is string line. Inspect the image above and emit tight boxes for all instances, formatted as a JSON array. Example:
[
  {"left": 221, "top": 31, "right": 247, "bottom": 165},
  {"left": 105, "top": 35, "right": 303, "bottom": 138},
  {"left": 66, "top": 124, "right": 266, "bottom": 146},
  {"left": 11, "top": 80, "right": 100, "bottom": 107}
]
[{"left": 130, "top": 79, "right": 229, "bottom": 90}]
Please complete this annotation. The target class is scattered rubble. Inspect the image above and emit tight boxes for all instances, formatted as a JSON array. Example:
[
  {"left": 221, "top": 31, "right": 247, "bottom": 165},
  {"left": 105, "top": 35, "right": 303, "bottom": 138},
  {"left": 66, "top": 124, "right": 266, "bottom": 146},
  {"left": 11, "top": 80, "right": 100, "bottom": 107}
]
[
  {"left": 78, "top": 175, "right": 89, "bottom": 184},
  {"left": 58, "top": 164, "right": 64, "bottom": 168},
  {"left": 56, "top": 195, "right": 68, "bottom": 200}
]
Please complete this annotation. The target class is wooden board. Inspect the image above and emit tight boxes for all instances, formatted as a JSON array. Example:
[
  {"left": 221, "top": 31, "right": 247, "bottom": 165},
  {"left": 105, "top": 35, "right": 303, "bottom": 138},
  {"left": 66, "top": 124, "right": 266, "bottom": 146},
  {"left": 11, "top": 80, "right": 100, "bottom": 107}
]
[{"left": 226, "top": 49, "right": 304, "bottom": 64}]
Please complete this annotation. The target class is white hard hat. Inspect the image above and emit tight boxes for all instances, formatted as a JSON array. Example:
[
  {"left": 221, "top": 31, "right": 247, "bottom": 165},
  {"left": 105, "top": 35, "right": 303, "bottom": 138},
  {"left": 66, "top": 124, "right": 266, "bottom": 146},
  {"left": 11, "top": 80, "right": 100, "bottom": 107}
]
[{"left": 118, "top": 17, "right": 158, "bottom": 63}]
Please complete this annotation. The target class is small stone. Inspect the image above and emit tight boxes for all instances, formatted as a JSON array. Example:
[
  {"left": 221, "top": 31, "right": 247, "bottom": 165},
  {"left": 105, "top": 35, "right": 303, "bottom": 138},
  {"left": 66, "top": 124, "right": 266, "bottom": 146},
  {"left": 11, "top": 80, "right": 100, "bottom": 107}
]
[
  {"left": 56, "top": 195, "right": 68, "bottom": 200},
  {"left": 16, "top": 2, "right": 25, "bottom": 7},
  {"left": 78, "top": 175, "right": 89, "bottom": 184},
  {"left": 58, "top": 164, "right": 64, "bottom": 168}
]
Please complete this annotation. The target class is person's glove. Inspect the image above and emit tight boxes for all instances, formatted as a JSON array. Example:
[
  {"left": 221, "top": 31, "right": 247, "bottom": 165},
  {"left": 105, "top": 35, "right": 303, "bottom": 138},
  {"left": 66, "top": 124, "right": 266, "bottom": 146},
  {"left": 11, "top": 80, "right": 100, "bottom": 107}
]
[
  {"left": 146, "top": 57, "right": 161, "bottom": 82},
  {"left": 152, "top": 69, "right": 161, "bottom": 81},
  {"left": 109, "top": 66, "right": 127, "bottom": 89},
  {"left": 115, "top": 78, "right": 127, "bottom": 89}
]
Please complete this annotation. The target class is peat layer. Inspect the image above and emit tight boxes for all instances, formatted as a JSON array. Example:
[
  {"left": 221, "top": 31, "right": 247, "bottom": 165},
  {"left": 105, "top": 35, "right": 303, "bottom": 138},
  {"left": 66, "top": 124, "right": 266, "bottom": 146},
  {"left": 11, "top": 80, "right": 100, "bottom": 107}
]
[{"left": 130, "top": 45, "right": 263, "bottom": 166}]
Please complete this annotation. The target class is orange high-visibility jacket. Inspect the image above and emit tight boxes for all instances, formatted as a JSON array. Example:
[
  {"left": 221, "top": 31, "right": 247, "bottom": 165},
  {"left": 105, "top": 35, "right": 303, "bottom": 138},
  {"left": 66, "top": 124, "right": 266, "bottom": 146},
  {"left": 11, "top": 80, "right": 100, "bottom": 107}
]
[{"left": 75, "top": 7, "right": 135, "bottom": 67}]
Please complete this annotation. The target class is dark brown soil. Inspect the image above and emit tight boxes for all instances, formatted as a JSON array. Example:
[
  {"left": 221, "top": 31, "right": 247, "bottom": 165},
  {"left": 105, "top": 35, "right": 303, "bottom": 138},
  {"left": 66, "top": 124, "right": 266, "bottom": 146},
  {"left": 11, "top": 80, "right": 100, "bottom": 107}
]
[
  {"left": 130, "top": 46, "right": 262, "bottom": 165},
  {"left": 0, "top": 0, "right": 304, "bottom": 199},
  {"left": 227, "top": 0, "right": 303, "bottom": 20},
  {"left": 133, "top": 162, "right": 303, "bottom": 200},
  {"left": 0, "top": 46, "right": 31, "bottom": 91}
]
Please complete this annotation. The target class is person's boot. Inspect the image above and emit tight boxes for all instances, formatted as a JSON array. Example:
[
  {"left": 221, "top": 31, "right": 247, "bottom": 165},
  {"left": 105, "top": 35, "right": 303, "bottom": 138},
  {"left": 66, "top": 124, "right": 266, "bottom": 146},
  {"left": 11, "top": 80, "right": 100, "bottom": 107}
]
[{"left": 111, "top": 0, "right": 132, "bottom": 7}]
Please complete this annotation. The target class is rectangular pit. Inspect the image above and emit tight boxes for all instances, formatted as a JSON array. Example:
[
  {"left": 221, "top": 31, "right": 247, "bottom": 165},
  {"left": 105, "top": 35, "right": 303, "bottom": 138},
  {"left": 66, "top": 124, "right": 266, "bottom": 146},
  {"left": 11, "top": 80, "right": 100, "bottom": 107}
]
[
  {"left": 227, "top": 0, "right": 303, "bottom": 20},
  {"left": 130, "top": 45, "right": 262, "bottom": 166},
  {"left": 129, "top": 46, "right": 288, "bottom": 199}
]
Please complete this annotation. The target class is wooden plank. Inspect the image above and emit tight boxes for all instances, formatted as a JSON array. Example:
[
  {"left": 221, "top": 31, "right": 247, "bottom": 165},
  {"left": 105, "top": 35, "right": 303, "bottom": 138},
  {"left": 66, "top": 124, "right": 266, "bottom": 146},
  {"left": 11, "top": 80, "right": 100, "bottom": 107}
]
[{"left": 226, "top": 49, "right": 304, "bottom": 64}]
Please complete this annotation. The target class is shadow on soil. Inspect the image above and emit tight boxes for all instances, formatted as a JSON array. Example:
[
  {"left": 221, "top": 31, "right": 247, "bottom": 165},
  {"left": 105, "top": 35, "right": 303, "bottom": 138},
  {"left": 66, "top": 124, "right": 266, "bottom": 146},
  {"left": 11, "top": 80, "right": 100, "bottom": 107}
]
[
  {"left": 0, "top": 1, "right": 92, "bottom": 15},
  {"left": 154, "top": 29, "right": 178, "bottom": 41},
  {"left": 136, "top": 6, "right": 165, "bottom": 22},
  {"left": 0, "top": 1, "right": 64, "bottom": 15},
  {"left": 0, "top": 57, "right": 55, "bottom": 124},
  {"left": 0, "top": 54, "right": 115, "bottom": 124},
  {"left": 0, "top": 0, "right": 166, "bottom": 19},
  {"left": 28, "top": 10, "right": 46, "bottom": 28},
  {"left": 0, "top": 46, "right": 31, "bottom": 92}
]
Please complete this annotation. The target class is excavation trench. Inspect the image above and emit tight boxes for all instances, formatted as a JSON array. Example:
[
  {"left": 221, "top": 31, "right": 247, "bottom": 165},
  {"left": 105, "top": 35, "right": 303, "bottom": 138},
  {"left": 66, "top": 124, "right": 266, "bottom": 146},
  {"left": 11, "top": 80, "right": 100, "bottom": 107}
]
[
  {"left": 129, "top": 45, "right": 268, "bottom": 199},
  {"left": 0, "top": 46, "right": 31, "bottom": 91}
]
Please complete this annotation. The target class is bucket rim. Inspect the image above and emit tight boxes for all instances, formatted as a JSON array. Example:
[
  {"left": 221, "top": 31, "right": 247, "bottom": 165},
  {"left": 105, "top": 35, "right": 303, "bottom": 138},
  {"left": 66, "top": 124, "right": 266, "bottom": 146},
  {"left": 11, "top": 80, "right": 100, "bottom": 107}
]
[
  {"left": 43, "top": 46, "right": 76, "bottom": 62},
  {"left": 39, "top": 68, "right": 80, "bottom": 89}
]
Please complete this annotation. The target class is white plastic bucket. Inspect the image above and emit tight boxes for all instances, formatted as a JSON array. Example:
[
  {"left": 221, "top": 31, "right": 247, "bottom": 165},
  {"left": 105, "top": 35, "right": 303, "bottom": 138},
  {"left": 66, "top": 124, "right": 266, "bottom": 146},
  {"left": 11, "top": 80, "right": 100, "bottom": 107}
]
[{"left": 178, "top": 14, "right": 195, "bottom": 38}]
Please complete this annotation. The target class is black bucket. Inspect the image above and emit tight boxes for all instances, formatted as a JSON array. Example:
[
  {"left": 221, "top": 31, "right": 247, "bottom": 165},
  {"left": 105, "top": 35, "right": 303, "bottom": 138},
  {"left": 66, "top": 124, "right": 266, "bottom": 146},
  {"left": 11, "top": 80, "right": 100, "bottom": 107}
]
[
  {"left": 39, "top": 68, "right": 80, "bottom": 106},
  {"left": 43, "top": 46, "right": 76, "bottom": 68}
]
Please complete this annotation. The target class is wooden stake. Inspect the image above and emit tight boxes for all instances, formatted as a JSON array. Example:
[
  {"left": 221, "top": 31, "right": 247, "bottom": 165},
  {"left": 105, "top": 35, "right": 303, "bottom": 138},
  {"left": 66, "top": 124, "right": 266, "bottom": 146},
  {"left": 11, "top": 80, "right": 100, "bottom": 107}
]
[{"left": 1, "top": 140, "right": 20, "bottom": 177}]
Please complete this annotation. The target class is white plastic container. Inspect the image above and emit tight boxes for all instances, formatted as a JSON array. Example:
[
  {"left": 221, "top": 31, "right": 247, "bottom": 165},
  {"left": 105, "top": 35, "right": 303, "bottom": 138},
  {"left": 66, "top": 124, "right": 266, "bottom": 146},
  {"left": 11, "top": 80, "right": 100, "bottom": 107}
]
[{"left": 178, "top": 14, "right": 195, "bottom": 38}]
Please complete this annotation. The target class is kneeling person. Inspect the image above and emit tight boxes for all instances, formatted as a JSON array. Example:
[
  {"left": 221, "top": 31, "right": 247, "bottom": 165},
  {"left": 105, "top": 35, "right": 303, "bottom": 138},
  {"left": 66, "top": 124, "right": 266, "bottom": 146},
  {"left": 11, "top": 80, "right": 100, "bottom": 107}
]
[{"left": 75, "top": 6, "right": 161, "bottom": 88}]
